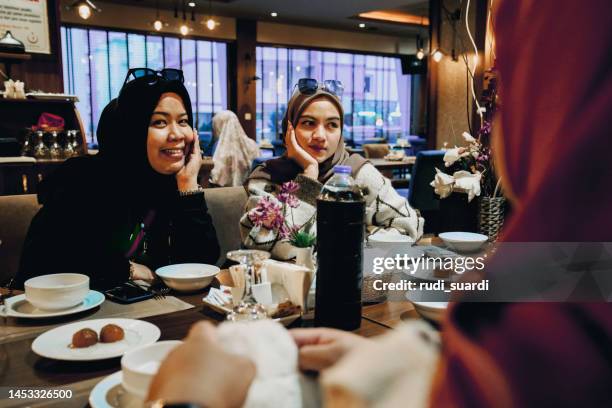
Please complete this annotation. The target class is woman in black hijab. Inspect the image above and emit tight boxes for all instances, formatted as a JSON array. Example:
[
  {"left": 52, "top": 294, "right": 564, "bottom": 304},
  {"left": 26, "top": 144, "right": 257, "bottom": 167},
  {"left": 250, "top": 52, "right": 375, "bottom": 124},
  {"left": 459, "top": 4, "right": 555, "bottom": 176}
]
[{"left": 17, "top": 70, "right": 220, "bottom": 290}]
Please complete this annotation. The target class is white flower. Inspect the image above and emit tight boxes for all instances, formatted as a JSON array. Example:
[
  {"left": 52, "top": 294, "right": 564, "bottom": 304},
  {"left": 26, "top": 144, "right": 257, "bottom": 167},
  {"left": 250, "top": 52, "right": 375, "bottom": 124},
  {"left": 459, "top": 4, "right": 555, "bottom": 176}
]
[
  {"left": 430, "top": 168, "right": 455, "bottom": 198},
  {"left": 462, "top": 132, "right": 476, "bottom": 144},
  {"left": 443, "top": 147, "right": 465, "bottom": 167},
  {"left": 453, "top": 171, "right": 482, "bottom": 202}
]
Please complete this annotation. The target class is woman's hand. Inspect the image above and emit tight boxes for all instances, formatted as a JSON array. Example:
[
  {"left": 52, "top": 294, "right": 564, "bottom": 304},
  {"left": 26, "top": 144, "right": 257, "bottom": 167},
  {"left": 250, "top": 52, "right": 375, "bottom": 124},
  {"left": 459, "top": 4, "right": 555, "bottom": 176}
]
[
  {"left": 130, "top": 262, "right": 155, "bottom": 281},
  {"left": 290, "top": 328, "right": 372, "bottom": 371},
  {"left": 285, "top": 122, "right": 319, "bottom": 180},
  {"left": 176, "top": 128, "right": 202, "bottom": 192},
  {"left": 148, "top": 321, "right": 256, "bottom": 408}
]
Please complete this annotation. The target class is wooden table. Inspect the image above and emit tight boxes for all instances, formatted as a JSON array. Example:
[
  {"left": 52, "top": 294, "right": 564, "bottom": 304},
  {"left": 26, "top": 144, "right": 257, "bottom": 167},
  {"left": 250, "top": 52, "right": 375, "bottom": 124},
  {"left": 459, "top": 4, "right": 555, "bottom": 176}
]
[
  {"left": 369, "top": 156, "right": 416, "bottom": 180},
  {"left": 0, "top": 286, "right": 415, "bottom": 407}
]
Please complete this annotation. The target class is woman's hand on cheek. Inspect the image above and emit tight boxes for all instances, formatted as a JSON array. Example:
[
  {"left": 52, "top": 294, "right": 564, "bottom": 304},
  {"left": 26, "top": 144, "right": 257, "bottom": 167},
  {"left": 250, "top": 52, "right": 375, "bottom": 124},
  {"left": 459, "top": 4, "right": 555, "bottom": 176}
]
[
  {"left": 285, "top": 123, "right": 319, "bottom": 180},
  {"left": 176, "top": 128, "right": 202, "bottom": 191}
]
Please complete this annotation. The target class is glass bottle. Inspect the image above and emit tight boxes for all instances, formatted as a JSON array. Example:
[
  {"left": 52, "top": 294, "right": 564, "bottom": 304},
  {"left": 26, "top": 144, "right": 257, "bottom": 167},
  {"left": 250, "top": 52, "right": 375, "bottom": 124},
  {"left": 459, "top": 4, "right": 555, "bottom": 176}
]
[
  {"left": 20, "top": 130, "right": 33, "bottom": 157},
  {"left": 63, "top": 130, "right": 76, "bottom": 158},
  {"left": 33, "top": 131, "right": 49, "bottom": 159},
  {"left": 49, "top": 131, "right": 62, "bottom": 160}
]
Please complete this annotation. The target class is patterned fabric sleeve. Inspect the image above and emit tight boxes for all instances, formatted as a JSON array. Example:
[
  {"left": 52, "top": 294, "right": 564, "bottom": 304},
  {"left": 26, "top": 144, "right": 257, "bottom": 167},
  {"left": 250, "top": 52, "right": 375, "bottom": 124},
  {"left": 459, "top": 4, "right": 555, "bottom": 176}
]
[{"left": 355, "top": 163, "right": 424, "bottom": 241}]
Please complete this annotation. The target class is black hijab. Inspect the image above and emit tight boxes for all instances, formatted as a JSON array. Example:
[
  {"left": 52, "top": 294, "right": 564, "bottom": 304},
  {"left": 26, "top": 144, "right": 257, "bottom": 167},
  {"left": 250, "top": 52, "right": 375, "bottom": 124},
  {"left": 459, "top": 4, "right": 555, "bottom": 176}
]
[{"left": 102, "top": 78, "right": 194, "bottom": 211}]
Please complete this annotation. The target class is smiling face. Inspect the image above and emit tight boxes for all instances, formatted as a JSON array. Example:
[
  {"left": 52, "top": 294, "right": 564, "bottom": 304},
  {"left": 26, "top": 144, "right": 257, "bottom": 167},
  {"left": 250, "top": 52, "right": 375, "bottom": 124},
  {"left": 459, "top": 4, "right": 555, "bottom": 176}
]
[
  {"left": 294, "top": 97, "right": 342, "bottom": 163},
  {"left": 146, "top": 92, "right": 194, "bottom": 175}
]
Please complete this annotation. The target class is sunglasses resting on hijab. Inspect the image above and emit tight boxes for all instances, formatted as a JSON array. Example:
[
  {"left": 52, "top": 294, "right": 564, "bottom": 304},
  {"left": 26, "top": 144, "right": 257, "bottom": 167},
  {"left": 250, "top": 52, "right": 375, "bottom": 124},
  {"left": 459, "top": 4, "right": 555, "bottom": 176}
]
[{"left": 16, "top": 69, "right": 220, "bottom": 290}]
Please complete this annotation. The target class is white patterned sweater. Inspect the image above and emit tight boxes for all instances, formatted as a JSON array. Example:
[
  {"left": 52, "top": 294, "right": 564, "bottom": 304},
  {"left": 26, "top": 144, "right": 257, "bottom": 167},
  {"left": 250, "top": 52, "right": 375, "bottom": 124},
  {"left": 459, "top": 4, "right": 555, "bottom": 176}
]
[{"left": 239, "top": 163, "right": 425, "bottom": 260}]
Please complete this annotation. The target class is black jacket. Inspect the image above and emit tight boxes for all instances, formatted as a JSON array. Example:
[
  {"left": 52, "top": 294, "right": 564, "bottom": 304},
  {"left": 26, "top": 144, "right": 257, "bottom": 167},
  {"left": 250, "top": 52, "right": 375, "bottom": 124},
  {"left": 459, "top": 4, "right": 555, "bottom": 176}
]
[{"left": 16, "top": 155, "right": 220, "bottom": 290}]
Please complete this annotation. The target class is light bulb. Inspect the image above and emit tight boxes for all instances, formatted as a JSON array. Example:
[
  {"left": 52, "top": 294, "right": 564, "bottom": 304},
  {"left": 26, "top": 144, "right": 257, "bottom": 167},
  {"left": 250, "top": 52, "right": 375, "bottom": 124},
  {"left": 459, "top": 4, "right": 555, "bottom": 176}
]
[
  {"left": 359, "top": 23, "right": 365, "bottom": 28},
  {"left": 78, "top": 4, "right": 92, "bottom": 19},
  {"left": 206, "top": 18, "right": 216, "bottom": 30},
  {"left": 153, "top": 20, "right": 163, "bottom": 31},
  {"left": 270, "top": 12, "right": 278, "bottom": 17},
  {"left": 432, "top": 49, "right": 443, "bottom": 62},
  {"left": 416, "top": 49, "right": 425, "bottom": 60},
  {"left": 180, "top": 24, "right": 189, "bottom": 36}
]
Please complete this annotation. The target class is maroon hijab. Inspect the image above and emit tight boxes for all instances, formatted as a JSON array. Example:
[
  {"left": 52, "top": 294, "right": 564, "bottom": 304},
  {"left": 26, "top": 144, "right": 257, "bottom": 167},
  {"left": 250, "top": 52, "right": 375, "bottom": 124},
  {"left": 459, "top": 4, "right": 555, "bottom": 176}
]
[{"left": 432, "top": 1, "right": 612, "bottom": 406}]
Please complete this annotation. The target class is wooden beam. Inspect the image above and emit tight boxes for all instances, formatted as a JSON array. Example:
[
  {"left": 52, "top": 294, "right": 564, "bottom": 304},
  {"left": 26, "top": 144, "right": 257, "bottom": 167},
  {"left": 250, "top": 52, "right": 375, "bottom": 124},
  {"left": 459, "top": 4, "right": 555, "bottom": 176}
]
[
  {"left": 234, "top": 19, "right": 257, "bottom": 140},
  {"left": 426, "top": 0, "right": 441, "bottom": 149}
]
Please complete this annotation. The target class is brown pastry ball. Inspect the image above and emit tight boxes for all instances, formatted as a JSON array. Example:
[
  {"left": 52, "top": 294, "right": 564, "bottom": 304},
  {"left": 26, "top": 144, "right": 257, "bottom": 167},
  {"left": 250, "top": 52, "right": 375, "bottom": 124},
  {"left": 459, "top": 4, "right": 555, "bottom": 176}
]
[
  {"left": 72, "top": 328, "right": 98, "bottom": 348},
  {"left": 99, "top": 324, "right": 125, "bottom": 343}
]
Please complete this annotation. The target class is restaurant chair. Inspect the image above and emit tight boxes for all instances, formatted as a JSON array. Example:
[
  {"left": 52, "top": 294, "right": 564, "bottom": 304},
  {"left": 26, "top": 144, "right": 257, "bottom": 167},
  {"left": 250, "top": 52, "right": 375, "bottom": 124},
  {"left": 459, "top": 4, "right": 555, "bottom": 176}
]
[
  {"left": 0, "top": 194, "right": 40, "bottom": 283},
  {"left": 363, "top": 144, "right": 390, "bottom": 159},
  {"left": 0, "top": 187, "right": 249, "bottom": 281},
  {"left": 407, "top": 150, "right": 445, "bottom": 234}
]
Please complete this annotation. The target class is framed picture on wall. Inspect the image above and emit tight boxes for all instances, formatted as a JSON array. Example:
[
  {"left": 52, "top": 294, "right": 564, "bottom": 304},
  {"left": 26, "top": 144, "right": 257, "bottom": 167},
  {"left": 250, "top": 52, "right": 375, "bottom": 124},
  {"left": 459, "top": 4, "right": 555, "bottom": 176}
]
[{"left": 0, "top": 0, "right": 51, "bottom": 54}]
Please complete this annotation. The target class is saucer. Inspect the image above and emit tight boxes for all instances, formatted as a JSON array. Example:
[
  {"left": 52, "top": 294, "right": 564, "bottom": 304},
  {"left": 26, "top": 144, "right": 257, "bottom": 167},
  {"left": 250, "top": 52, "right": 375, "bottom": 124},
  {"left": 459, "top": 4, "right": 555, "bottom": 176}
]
[
  {"left": 4, "top": 290, "right": 105, "bottom": 319},
  {"left": 32, "top": 318, "right": 161, "bottom": 361},
  {"left": 89, "top": 371, "right": 143, "bottom": 408}
]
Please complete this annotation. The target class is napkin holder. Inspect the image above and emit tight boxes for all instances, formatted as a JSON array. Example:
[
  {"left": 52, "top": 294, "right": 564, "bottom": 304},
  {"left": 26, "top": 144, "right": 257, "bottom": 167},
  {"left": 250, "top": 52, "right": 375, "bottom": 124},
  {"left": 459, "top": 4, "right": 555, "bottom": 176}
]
[{"left": 228, "top": 260, "right": 312, "bottom": 311}]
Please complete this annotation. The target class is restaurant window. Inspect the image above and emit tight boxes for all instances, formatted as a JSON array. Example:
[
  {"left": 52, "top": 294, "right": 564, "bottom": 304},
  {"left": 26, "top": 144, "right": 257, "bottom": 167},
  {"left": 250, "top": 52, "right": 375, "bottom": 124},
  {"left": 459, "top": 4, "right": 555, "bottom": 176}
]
[
  {"left": 255, "top": 46, "right": 411, "bottom": 145},
  {"left": 61, "top": 26, "right": 228, "bottom": 148}
]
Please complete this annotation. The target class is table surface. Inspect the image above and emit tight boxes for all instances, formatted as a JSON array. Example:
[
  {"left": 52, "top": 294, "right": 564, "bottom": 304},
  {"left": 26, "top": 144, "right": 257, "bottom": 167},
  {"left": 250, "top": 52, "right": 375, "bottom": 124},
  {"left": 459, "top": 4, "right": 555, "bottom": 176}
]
[
  {"left": 0, "top": 287, "right": 416, "bottom": 397},
  {"left": 369, "top": 156, "right": 416, "bottom": 168}
]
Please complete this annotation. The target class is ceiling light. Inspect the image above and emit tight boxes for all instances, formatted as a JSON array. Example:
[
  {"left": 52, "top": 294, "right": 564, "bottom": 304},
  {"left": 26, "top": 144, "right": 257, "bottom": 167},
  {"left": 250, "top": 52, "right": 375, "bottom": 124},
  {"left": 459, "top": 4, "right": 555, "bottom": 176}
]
[
  {"left": 180, "top": 24, "right": 190, "bottom": 36},
  {"left": 205, "top": 18, "right": 216, "bottom": 30},
  {"left": 416, "top": 49, "right": 425, "bottom": 60},
  {"left": 188, "top": 2, "right": 196, "bottom": 7},
  {"left": 359, "top": 23, "right": 366, "bottom": 28},
  {"left": 153, "top": 19, "right": 163, "bottom": 31},
  {"left": 70, "top": 0, "right": 100, "bottom": 20},
  {"left": 432, "top": 49, "right": 444, "bottom": 62},
  {"left": 271, "top": 12, "right": 278, "bottom": 17}
]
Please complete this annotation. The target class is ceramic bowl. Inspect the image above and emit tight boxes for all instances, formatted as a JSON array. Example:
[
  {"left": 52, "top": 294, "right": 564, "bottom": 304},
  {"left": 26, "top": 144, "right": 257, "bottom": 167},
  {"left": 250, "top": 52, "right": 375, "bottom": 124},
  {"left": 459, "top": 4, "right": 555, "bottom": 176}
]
[
  {"left": 24, "top": 273, "right": 89, "bottom": 310},
  {"left": 155, "top": 263, "right": 220, "bottom": 292},
  {"left": 121, "top": 340, "right": 182, "bottom": 399},
  {"left": 438, "top": 232, "right": 488, "bottom": 253}
]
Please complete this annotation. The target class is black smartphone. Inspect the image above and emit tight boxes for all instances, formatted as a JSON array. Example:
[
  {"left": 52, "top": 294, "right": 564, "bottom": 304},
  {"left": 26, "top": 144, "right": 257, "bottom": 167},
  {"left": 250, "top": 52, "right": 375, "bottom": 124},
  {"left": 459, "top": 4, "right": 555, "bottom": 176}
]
[{"left": 105, "top": 283, "right": 154, "bottom": 304}]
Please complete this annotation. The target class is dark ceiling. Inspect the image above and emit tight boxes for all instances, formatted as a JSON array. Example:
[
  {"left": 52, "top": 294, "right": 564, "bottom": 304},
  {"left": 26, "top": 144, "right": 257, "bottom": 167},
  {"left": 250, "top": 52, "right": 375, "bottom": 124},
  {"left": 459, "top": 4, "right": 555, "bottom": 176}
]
[{"left": 102, "top": 0, "right": 429, "bottom": 36}]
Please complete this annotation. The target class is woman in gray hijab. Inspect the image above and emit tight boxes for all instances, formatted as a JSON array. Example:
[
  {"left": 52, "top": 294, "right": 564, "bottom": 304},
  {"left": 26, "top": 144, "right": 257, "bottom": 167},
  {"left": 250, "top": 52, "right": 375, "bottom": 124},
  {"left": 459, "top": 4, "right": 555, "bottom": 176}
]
[{"left": 240, "top": 79, "right": 424, "bottom": 260}]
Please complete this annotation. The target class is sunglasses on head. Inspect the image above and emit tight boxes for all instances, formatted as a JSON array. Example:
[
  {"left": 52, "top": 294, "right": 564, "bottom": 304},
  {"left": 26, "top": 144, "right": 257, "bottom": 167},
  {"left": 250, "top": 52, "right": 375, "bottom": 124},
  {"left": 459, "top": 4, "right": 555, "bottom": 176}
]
[
  {"left": 295, "top": 78, "right": 344, "bottom": 98},
  {"left": 122, "top": 68, "right": 184, "bottom": 87}
]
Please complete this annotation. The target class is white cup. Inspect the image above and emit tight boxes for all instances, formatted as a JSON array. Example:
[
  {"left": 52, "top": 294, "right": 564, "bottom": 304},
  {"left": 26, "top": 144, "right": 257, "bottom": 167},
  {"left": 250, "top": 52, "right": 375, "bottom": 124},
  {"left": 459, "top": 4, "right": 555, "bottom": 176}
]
[{"left": 121, "top": 340, "right": 182, "bottom": 399}]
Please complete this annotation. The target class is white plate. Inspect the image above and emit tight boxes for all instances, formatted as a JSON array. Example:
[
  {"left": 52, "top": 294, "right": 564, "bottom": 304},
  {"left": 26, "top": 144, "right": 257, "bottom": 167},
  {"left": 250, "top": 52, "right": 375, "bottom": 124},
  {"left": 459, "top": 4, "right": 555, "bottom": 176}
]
[
  {"left": 32, "top": 318, "right": 161, "bottom": 361},
  {"left": 4, "top": 290, "right": 105, "bottom": 319},
  {"left": 439, "top": 232, "right": 488, "bottom": 252},
  {"left": 89, "top": 371, "right": 143, "bottom": 408}
]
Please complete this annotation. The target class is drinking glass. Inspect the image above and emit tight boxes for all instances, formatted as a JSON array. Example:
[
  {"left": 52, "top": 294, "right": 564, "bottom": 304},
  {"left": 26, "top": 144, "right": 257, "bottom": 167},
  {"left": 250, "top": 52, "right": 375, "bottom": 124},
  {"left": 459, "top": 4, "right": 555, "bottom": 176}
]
[{"left": 225, "top": 249, "right": 270, "bottom": 320}]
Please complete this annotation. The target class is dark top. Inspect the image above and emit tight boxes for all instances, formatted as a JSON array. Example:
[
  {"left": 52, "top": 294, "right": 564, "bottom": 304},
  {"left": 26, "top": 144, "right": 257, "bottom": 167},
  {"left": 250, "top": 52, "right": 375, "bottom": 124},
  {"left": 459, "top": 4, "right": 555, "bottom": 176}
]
[{"left": 16, "top": 156, "right": 220, "bottom": 290}]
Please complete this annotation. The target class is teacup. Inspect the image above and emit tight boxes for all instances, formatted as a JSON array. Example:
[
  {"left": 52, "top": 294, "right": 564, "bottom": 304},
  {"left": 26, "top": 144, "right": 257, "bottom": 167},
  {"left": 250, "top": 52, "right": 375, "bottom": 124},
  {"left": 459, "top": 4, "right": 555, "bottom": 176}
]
[
  {"left": 24, "top": 273, "right": 89, "bottom": 310},
  {"left": 121, "top": 340, "right": 182, "bottom": 399}
]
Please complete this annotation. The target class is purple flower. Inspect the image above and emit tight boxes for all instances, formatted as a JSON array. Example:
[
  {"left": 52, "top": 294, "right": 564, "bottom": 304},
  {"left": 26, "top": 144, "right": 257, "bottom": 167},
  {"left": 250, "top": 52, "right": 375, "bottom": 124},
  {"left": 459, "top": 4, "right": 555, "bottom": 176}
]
[
  {"left": 281, "top": 181, "right": 299, "bottom": 194},
  {"left": 248, "top": 196, "right": 285, "bottom": 230},
  {"left": 278, "top": 192, "right": 300, "bottom": 208}
]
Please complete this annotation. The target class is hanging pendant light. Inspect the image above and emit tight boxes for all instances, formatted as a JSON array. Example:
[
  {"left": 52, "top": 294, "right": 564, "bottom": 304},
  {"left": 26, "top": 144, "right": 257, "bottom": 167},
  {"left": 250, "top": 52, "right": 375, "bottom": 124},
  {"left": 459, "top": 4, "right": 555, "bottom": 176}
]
[
  {"left": 153, "top": 0, "right": 165, "bottom": 31},
  {"left": 202, "top": 0, "right": 217, "bottom": 30},
  {"left": 415, "top": 34, "right": 425, "bottom": 60},
  {"left": 179, "top": 0, "right": 191, "bottom": 36}
]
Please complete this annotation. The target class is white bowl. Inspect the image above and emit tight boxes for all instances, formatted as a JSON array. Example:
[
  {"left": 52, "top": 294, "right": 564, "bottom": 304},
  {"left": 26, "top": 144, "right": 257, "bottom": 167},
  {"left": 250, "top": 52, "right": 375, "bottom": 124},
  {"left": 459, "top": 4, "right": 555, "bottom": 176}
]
[
  {"left": 368, "top": 233, "right": 413, "bottom": 250},
  {"left": 438, "top": 232, "right": 488, "bottom": 253},
  {"left": 121, "top": 340, "right": 182, "bottom": 399},
  {"left": 412, "top": 301, "right": 448, "bottom": 323},
  {"left": 25, "top": 273, "right": 89, "bottom": 310},
  {"left": 155, "top": 263, "right": 220, "bottom": 292}
]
